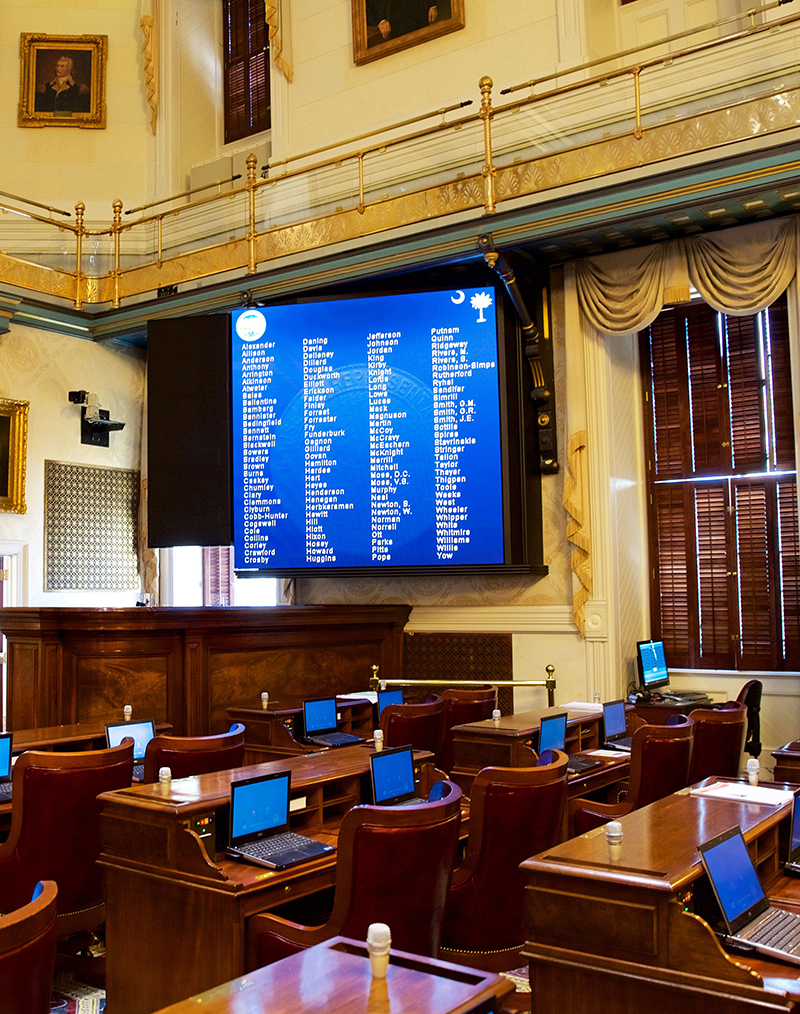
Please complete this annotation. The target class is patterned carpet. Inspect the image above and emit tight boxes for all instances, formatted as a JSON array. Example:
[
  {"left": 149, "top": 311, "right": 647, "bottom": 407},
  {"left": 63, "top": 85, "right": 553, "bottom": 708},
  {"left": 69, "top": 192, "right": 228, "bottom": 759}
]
[{"left": 50, "top": 974, "right": 106, "bottom": 1013}]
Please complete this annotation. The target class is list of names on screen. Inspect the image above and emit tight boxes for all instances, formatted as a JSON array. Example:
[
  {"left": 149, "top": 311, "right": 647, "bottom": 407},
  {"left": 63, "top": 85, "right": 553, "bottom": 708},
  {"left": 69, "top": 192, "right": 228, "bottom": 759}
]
[{"left": 231, "top": 288, "right": 506, "bottom": 572}]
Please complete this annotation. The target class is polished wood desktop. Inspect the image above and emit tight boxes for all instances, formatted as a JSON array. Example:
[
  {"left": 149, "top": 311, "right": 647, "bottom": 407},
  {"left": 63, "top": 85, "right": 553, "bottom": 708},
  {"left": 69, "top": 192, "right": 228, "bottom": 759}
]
[
  {"left": 226, "top": 696, "right": 374, "bottom": 764},
  {"left": 449, "top": 707, "right": 628, "bottom": 799},
  {"left": 11, "top": 719, "right": 171, "bottom": 753},
  {"left": 772, "top": 742, "right": 800, "bottom": 784},
  {"left": 98, "top": 744, "right": 436, "bottom": 1014},
  {"left": 151, "top": 936, "right": 514, "bottom": 1014},
  {"left": 522, "top": 782, "right": 800, "bottom": 1013}
]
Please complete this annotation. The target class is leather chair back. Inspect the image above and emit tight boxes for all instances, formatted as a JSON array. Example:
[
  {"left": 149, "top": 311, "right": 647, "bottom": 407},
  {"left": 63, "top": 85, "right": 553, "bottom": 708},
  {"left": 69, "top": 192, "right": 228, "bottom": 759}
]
[
  {"left": 737, "top": 679, "right": 763, "bottom": 758},
  {"left": 440, "top": 686, "right": 496, "bottom": 773},
  {"left": 143, "top": 723, "right": 246, "bottom": 782},
  {"left": 379, "top": 696, "right": 445, "bottom": 766},
  {"left": 687, "top": 702, "right": 746, "bottom": 783},
  {"left": 628, "top": 716, "right": 695, "bottom": 809},
  {"left": 0, "top": 881, "right": 57, "bottom": 1014},
  {"left": 0, "top": 743, "right": 133, "bottom": 931},
  {"left": 249, "top": 781, "right": 462, "bottom": 968},
  {"left": 441, "top": 752, "right": 568, "bottom": 957}
]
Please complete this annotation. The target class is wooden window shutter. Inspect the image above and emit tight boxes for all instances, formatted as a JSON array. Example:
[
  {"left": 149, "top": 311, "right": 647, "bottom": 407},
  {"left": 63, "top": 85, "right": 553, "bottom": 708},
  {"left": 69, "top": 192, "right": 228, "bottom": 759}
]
[
  {"left": 203, "top": 547, "right": 233, "bottom": 606},
  {"left": 224, "top": 0, "right": 270, "bottom": 144}
]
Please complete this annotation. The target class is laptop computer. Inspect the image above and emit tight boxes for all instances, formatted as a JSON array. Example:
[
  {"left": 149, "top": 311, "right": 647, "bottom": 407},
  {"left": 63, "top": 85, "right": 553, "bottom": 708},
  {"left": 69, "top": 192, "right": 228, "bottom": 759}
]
[
  {"left": 786, "top": 791, "right": 800, "bottom": 875},
  {"left": 377, "top": 689, "right": 404, "bottom": 716},
  {"left": 105, "top": 719, "right": 156, "bottom": 781},
  {"left": 370, "top": 745, "right": 427, "bottom": 806},
  {"left": 0, "top": 733, "right": 13, "bottom": 801},
  {"left": 699, "top": 824, "right": 800, "bottom": 965},
  {"left": 602, "top": 700, "right": 632, "bottom": 752},
  {"left": 225, "top": 770, "right": 335, "bottom": 870},
  {"left": 538, "top": 712, "right": 600, "bottom": 775},
  {"left": 303, "top": 698, "right": 364, "bottom": 747}
]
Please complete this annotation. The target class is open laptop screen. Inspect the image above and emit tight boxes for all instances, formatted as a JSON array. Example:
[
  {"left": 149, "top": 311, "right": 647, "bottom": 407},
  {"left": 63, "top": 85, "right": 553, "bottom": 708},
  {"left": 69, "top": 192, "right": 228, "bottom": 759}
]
[
  {"left": 539, "top": 713, "right": 567, "bottom": 754},
  {"left": 603, "top": 701, "right": 627, "bottom": 739},
  {"left": 105, "top": 720, "right": 155, "bottom": 761},
  {"left": 0, "top": 734, "right": 11, "bottom": 780},
  {"left": 370, "top": 745, "right": 417, "bottom": 805},
  {"left": 303, "top": 698, "right": 338, "bottom": 735},
  {"left": 377, "top": 689, "right": 404, "bottom": 715},
  {"left": 230, "top": 771, "right": 290, "bottom": 846},
  {"left": 790, "top": 792, "right": 800, "bottom": 866},
  {"left": 699, "top": 826, "right": 769, "bottom": 934}
]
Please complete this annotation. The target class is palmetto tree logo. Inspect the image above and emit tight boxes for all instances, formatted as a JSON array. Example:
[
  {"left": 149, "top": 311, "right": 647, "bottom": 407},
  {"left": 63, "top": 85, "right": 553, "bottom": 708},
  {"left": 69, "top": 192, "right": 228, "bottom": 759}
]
[{"left": 470, "top": 291, "right": 493, "bottom": 322}]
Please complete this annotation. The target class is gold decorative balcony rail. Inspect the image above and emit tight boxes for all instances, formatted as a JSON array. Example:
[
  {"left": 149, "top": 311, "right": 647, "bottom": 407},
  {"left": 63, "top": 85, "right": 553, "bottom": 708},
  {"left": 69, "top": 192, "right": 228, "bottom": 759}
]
[{"left": 2, "top": 1, "right": 800, "bottom": 313}]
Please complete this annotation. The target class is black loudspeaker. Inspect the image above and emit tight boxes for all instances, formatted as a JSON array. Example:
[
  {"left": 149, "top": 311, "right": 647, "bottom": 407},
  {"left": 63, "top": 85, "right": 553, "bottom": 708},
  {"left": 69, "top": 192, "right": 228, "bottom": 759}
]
[{"left": 147, "top": 314, "right": 233, "bottom": 547}]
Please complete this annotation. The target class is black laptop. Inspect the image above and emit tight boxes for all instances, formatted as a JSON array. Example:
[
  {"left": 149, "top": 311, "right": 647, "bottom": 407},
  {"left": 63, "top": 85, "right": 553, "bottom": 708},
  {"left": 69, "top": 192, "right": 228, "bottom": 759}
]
[
  {"left": 602, "top": 700, "right": 632, "bottom": 752},
  {"left": 786, "top": 791, "right": 800, "bottom": 875},
  {"left": 0, "top": 733, "right": 12, "bottom": 801},
  {"left": 538, "top": 712, "right": 599, "bottom": 775},
  {"left": 225, "top": 770, "right": 335, "bottom": 870},
  {"left": 105, "top": 719, "right": 155, "bottom": 781},
  {"left": 303, "top": 698, "right": 364, "bottom": 747},
  {"left": 699, "top": 824, "right": 800, "bottom": 965},
  {"left": 376, "top": 689, "right": 404, "bottom": 716},
  {"left": 370, "top": 745, "right": 427, "bottom": 806}
]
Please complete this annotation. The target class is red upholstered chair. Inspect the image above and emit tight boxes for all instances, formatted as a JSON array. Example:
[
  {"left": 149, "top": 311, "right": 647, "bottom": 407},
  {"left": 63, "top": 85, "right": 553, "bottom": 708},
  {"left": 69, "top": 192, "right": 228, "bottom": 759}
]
[
  {"left": 246, "top": 780, "right": 462, "bottom": 970},
  {"left": 440, "top": 751, "right": 568, "bottom": 971},
  {"left": 0, "top": 743, "right": 133, "bottom": 937},
  {"left": 142, "top": 723, "right": 246, "bottom": 783},
  {"left": 570, "top": 717, "right": 694, "bottom": 836},
  {"left": 379, "top": 695, "right": 446, "bottom": 767},
  {"left": 0, "top": 881, "right": 58, "bottom": 1014},
  {"left": 687, "top": 701, "right": 747, "bottom": 784},
  {"left": 440, "top": 685, "right": 496, "bottom": 773},
  {"left": 737, "top": 679, "right": 763, "bottom": 758}
]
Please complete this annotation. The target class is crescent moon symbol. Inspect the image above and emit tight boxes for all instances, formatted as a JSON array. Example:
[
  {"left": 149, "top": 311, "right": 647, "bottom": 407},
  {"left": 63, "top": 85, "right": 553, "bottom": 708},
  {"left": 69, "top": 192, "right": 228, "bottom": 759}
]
[{"left": 451, "top": 290, "right": 465, "bottom": 304}]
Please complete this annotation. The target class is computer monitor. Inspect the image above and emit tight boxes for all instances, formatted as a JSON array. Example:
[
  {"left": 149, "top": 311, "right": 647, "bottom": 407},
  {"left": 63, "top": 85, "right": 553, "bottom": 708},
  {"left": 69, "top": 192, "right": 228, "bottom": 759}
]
[{"left": 636, "top": 639, "right": 669, "bottom": 695}]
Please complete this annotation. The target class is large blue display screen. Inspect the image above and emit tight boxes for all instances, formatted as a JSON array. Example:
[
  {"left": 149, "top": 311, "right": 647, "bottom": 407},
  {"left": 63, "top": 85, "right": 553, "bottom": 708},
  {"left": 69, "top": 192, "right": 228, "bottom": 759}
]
[{"left": 230, "top": 288, "right": 505, "bottom": 571}]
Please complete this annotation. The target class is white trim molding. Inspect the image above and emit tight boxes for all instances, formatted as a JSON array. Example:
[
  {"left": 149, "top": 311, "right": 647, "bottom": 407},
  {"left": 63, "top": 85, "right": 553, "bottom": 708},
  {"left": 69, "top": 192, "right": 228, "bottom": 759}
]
[{"left": 405, "top": 605, "right": 575, "bottom": 633}]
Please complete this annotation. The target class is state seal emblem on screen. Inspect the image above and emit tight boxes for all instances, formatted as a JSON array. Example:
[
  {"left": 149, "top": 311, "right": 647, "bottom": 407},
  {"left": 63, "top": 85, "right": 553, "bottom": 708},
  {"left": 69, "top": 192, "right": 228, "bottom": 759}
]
[{"left": 236, "top": 309, "right": 267, "bottom": 341}]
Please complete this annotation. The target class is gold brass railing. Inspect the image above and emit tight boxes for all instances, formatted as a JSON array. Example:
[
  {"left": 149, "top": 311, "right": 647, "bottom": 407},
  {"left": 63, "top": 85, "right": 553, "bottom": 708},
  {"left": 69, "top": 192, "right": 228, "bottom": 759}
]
[
  {"left": 2, "top": 2, "right": 800, "bottom": 313},
  {"left": 368, "top": 664, "right": 558, "bottom": 709}
]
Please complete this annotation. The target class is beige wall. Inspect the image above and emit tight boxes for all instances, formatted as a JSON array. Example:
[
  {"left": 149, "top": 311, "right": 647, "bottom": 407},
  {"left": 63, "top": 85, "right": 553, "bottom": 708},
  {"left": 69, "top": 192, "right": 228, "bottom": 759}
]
[{"left": 0, "top": 325, "right": 145, "bottom": 606}]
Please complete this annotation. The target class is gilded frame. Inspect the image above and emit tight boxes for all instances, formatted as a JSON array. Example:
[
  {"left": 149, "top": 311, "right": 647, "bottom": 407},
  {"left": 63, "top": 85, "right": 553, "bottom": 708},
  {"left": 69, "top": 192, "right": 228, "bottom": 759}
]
[
  {"left": 352, "top": 0, "right": 464, "bottom": 65},
  {"left": 0, "top": 399, "right": 29, "bottom": 515},
  {"left": 18, "top": 33, "right": 107, "bottom": 129}
]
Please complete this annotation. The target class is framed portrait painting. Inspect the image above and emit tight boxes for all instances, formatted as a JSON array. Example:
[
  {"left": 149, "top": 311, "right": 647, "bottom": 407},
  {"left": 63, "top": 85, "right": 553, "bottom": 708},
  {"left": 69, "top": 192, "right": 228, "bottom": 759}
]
[
  {"left": 18, "top": 33, "right": 107, "bottom": 128},
  {"left": 352, "top": 0, "right": 464, "bottom": 65},
  {"left": 0, "top": 399, "right": 29, "bottom": 515}
]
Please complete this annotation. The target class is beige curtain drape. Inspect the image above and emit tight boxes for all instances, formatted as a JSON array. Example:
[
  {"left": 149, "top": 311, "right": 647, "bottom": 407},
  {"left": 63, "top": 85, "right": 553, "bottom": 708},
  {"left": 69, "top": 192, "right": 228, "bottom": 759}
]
[{"left": 574, "top": 217, "right": 799, "bottom": 333}]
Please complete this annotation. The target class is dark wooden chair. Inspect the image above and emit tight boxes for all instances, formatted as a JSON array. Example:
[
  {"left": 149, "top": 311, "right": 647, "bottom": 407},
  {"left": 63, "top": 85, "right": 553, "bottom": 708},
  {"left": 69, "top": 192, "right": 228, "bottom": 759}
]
[
  {"left": 440, "top": 751, "right": 568, "bottom": 971},
  {"left": 142, "top": 722, "right": 246, "bottom": 782},
  {"left": 737, "top": 679, "right": 762, "bottom": 758},
  {"left": 440, "top": 685, "right": 496, "bottom": 773},
  {"left": 0, "top": 880, "right": 57, "bottom": 1014},
  {"left": 687, "top": 701, "right": 747, "bottom": 783},
  {"left": 0, "top": 742, "right": 133, "bottom": 937},
  {"left": 246, "top": 780, "right": 462, "bottom": 970},
  {"left": 570, "top": 716, "right": 694, "bottom": 835},
  {"left": 379, "top": 695, "right": 446, "bottom": 767}
]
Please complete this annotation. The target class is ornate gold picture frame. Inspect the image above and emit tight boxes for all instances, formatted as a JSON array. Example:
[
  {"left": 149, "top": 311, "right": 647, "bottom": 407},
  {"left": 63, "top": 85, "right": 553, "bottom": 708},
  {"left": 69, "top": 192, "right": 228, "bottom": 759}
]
[
  {"left": 0, "top": 399, "right": 29, "bottom": 514},
  {"left": 18, "top": 33, "right": 107, "bottom": 129},
  {"left": 352, "top": 0, "right": 464, "bottom": 65}
]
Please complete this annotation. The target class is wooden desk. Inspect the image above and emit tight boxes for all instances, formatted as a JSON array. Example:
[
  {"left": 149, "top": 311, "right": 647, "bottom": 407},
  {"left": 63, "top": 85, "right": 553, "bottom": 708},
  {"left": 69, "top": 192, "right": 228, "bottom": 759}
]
[
  {"left": 633, "top": 699, "right": 714, "bottom": 725},
  {"left": 450, "top": 707, "right": 626, "bottom": 798},
  {"left": 772, "top": 742, "right": 800, "bottom": 784},
  {"left": 11, "top": 719, "right": 172, "bottom": 753},
  {"left": 99, "top": 745, "right": 434, "bottom": 1014},
  {"left": 521, "top": 783, "right": 800, "bottom": 1013},
  {"left": 226, "top": 697, "right": 374, "bottom": 764},
  {"left": 151, "top": 936, "right": 514, "bottom": 1014}
]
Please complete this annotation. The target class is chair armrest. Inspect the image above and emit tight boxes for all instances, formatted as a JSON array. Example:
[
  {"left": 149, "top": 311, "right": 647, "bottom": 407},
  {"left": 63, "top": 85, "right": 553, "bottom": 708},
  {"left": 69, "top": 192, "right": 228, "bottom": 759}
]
[
  {"left": 247, "top": 910, "right": 329, "bottom": 971},
  {"left": 569, "top": 797, "right": 632, "bottom": 836}
]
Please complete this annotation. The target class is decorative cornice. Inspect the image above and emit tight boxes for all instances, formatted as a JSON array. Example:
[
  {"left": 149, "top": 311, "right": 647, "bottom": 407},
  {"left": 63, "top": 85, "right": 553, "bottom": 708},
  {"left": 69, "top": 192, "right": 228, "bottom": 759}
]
[{"left": 406, "top": 605, "right": 576, "bottom": 633}]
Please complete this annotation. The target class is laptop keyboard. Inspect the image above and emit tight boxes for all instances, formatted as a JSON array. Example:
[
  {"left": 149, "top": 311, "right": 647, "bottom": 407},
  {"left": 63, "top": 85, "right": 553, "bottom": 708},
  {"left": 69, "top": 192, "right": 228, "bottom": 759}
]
[
  {"left": 0, "top": 782, "right": 12, "bottom": 801},
  {"left": 312, "top": 732, "right": 362, "bottom": 746},
  {"left": 607, "top": 736, "right": 632, "bottom": 751},
  {"left": 238, "top": 831, "right": 314, "bottom": 860},
  {"left": 745, "top": 909, "right": 800, "bottom": 953},
  {"left": 567, "top": 756, "right": 598, "bottom": 774},
  {"left": 132, "top": 763, "right": 144, "bottom": 781},
  {"left": 393, "top": 796, "right": 427, "bottom": 807}
]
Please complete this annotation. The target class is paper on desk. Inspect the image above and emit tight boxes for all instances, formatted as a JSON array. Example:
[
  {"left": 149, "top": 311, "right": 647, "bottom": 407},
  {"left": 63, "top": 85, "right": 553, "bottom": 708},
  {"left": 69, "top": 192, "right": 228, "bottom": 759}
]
[
  {"left": 337, "top": 691, "right": 378, "bottom": 703},
  {"left": 560, "top": 701, "right": 604, "bottom": 714},
  {"left": 689, "top": 782, "right": 795, "bottom": 806},
  {"left": 584, "top": 749, "right": 627, "bottom": 758}
]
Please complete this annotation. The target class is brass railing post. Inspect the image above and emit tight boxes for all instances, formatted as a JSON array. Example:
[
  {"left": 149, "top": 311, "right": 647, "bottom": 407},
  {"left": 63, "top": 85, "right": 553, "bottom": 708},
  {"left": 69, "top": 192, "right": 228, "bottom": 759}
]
[
  {"left": 479, "top": 76, "right": 496, "bottom": 214},
  {"left": 111, "top": 198, "right": 123, "bottom": 309},
  {"left": 632, "top": 66, "right": 644, "bottom": 140},
  {"left": 545, "top": 664, "right": 556, "bottom": 708},
  {"left": 246, "top": 153, "right": 257, "bottom": 274},
  {"left": 73, "top": 202, "right": 85, "bottom": 310}
]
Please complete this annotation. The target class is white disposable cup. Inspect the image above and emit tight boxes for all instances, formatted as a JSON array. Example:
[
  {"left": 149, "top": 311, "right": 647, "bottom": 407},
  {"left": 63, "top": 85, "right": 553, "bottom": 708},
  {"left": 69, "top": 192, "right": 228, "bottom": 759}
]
[{"left": 373, "top": 729, "right": 384, "bottom": 751}]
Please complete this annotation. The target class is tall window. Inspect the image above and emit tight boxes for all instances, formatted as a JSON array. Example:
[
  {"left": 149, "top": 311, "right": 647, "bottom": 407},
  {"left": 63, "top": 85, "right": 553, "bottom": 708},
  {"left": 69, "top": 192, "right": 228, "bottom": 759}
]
[
  {"left": 641, "top": 294, "right": 800, "bottom": 671},
  {"left": 223, "top": 0, "right": 270, "bottom": 144}
]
